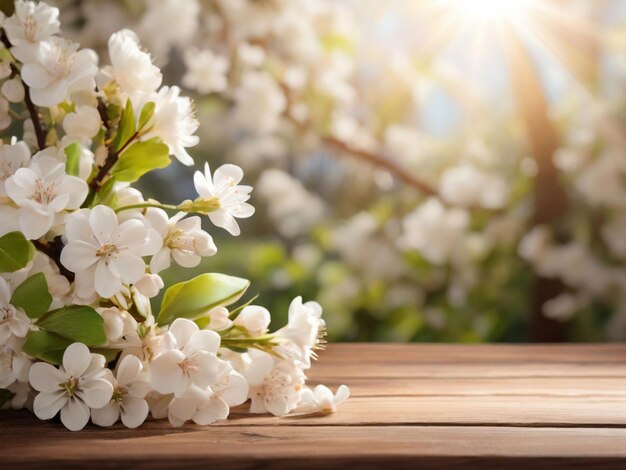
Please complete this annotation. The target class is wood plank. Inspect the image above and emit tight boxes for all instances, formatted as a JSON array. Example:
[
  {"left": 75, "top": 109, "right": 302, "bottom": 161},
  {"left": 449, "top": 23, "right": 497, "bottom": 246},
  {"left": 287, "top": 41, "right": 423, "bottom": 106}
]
[
  {"left": 309, "top": 377, "right": 626, "bottom": 398},
  {"left": 310, "top": 344, "right": 626, "bottom": 378},
  {"left": 3, "top": 344, "right": 626, "bottom": 467},
  {"left": 317, "top": 344, "right": 626, "bottom": 364},
  {"left": 2, "top": 420, "right": 626, "bottom": 469}
]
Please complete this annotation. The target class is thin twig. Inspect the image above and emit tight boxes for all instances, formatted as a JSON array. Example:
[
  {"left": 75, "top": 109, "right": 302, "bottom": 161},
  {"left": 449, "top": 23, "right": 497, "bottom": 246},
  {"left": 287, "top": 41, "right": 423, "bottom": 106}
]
[
  {"left": 1, "top": 31, "right": 47, "bottom": 150},
  {"left": 278, "top": 82, "right": 438, "bottom": 196}
]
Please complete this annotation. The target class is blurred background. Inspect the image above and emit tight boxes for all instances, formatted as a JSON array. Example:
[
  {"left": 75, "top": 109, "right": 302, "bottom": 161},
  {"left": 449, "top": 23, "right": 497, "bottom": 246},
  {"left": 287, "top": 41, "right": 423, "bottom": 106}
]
[{"left": 52, "top": 0, "right": 626, "bottom": 342}]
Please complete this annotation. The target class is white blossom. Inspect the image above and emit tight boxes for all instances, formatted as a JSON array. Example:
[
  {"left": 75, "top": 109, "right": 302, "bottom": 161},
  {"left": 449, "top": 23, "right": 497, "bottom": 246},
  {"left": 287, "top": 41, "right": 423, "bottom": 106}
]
[
  {"left": 1, "top": 78, "right": 25, "bottom": 103},
  {"left": 21, "top": 37, "right": 98, "bottom": 107},
  {"left": 62, "top": 105, "right": 101, "bottom": 141},
  {"left": 4, "top": 0, "right": 60, "bottom": 63},
  {"left": 193, "top": 163, "right": 255, "bottom": 236},
  {"left": 0, "top": 337, "right": 31, "bottom": 388},
  {"left": 141, "top": 86, "right": 199, "bottom": 166},
  {"left": 5, "top": 154, "right": 88, "bottom": 239},
  {"left": 0, "top": 277, "right": 31, "bottom": 344},
  {"left": 183, "top": 48, "right": 229, "bottom": 94},
  {"left": 234, "top": 305, "right": 270, "bottom": 336},
  {"left": 297, "top": 384, "right": 350, "bottom": 414},
  {"left": 400, "top": 197, "right": 469, "bottom": 265},
  {"left": 29, "top": 343, "right": 113, "bottom": 431},
  {"left": 60, "top": 205, "right": 159, "bottom": 298},
  {"left": 150, "top": 318, "right": 222, "bottom": 396},
  {"left": 0, "top": 139, "right": 30, "bottom": 198},
  {"left": 145, "top": 208, "right": 216, "bottom": 274},
  {"left": 243, "top": 350, "right": 305, "bottom": 416},
  {"left": 102, "top": 29, "right": 162, "bottom": 107},
  {"left": 275, "top": 296, "right": 325, "bottom": 369},
  {"left": 233, "top": 72, "right": 286, "bottom": 135},
  {"left": 91, "top": 355, "right": 152, "bottom": 428}
]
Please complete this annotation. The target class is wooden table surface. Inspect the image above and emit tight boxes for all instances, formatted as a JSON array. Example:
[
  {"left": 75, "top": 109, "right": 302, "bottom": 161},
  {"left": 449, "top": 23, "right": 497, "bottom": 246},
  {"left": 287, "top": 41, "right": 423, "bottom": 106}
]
[{"left": 3, "top": 343, "right": 626, "bottom": 468}]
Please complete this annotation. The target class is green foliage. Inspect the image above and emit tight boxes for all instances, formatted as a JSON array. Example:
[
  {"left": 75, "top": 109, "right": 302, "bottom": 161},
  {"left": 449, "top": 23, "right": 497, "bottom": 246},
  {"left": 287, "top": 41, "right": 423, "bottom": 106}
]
[
  {"left": 36, "top": 305, "right": 106, "bottom": 346},
  {"left": 138, "top": 101, "right": 155, "bottom": 129},
  {"left": 112, "top": 99, "right": 136, "bottom": 150},
  {"left": 22, "top": 331, "right": 73, "bottom": 365},
  {"left": 10, "top": 273, "right": 52, "bottom": 318},
  {"left": 64, "top": 142, "right": 81, "bottom": 176},
  {"left": 111, "top": 140, "right": 170, "bottom": 183},
  {"left": 157, "top": 273, "right": 250, "bottom": 325},
  {"left": 0, "top": 232, "right": 35, "bottom": 273}
]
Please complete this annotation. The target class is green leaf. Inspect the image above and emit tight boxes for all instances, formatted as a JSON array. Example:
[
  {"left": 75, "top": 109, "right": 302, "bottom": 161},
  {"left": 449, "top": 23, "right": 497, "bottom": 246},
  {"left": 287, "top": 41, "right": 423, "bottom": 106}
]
[
  {"left": 157, "top": 273, "right": 250, "bottom": 325},
  {"left": 138, "top": 101, "right": 155, "bottom": 130},
  {"left": 64, "top": 142, "right": 81, "bottom": 176},
  {"left": 0, "top": 388, "right": 15, "bottom": 407},
  {"left": 10, "top": 273, "right": 52, "bottom": 318},
  {"left": 22, "top": 330, "right": 72, "bottom": 365},
  {"left": 111, "top": 141, "right": 170, "bottom": 183},
  {"left": 0, "top": 232, "right": 35, "bottom": 273},
  {"left": 36, "top": 305, "right": 106, "bottom": 346},
  {"left": 112, "top": 99, "right": 136, "bottom": 151}
]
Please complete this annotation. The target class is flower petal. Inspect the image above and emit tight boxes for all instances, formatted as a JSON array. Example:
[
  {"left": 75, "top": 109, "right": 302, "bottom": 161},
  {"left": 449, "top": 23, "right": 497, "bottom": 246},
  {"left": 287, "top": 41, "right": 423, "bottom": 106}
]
[
  {"left": 91, "top": 400, "right": 120, "bottom": 427},
  {"left": 33, "top": 390, "right": 67, "bottom": 420},
  {"left": 192, "top": 395, "right": 229, "bottom": 425},
  {"left": 168, "top": 318, "right": 198, "bottom": 349},
  {"left": 60, "top": 397, "right": 91, "bottom": 431},
  {"left": 62, "top": 343, "right": 91, "bottom": 377},
  {"left": 29, "top": 362, "right": 65, "bottom": 393},
  {"left": 150, "top": 350, "right": 186, "bottom": 395},
  {"left": 116, "top": 355, "right": 142, "bottom": 386},
  {"left": 185, "top": 330, "right": 220, "bottom": 356},
  {"left": 78, "top": 377, "right": 113, "bottom": 408},
  {"left": 120, "top": 396, "right": 149, "bottom": 428}
]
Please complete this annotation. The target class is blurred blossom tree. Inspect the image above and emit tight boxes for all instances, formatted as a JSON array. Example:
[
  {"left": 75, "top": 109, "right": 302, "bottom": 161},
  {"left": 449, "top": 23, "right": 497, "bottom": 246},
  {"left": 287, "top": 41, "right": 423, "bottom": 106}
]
[{"left": 46, "top": 0, "right": 626, "bottom": 342}]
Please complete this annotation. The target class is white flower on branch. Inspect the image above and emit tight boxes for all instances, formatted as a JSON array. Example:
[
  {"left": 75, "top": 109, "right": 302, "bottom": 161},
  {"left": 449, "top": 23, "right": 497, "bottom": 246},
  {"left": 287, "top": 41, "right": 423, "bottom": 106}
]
[
  {"left": 234, "top": 305, "right": 271, "bottom": 336},
  {"left": 0, "top": 139, "right": 30, "bottom": 198},
  {"left": 145, "top": 208, "right": 217, "bottom": 274},
  {"left": 275, "top": 296, "right": 325, "bottom": 369},
  {"left": 60, "top": 205, "right": 159, "bottom": 298},
  {"left": 102, "top": 29, "right": 162, "bottom": 107},
  {"left": 193, "top": 163, "right": 255, "bottom": 236},
  {"left": 149, "top": 318, "right": 222, "bottom": 396},
  {"left": 5, "top": 154, "right": 88, "bottom": 239},
  {"left": 29, "top": 343, "right": 113, "bottom": 431},
  {"left": 62, "top": 105, "right": 101, "bottom": 141},
  {"left": 0, "top": 336, "right": 31, "bottom": 388},
  {"left": 141, "top": 86, "right": 199, "bottom": 166},
  {"left": 1, "top": 78, "right": 25, "bottom": 103},
  {"left": 4, "top": 0, "right": 60, "bottom": 63},
  {"left": 21, "top": 37, "right": 98, "bottom": 107},
  {"left": 91, "top": 355, "right": 152, "bottom": 428}
]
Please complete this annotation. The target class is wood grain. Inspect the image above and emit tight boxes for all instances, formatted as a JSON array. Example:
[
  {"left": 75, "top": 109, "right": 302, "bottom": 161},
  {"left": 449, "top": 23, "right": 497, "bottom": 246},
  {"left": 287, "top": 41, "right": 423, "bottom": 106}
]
[{"left": 2, "top": 344, "right": 626, "bottom": 468}]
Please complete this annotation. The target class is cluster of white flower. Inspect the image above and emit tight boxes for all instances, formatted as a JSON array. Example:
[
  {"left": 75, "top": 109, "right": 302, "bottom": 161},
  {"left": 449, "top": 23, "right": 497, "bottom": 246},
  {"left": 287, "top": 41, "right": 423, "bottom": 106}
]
[{"left": 0, "top": 1, "right": 347, "bottom": 430}]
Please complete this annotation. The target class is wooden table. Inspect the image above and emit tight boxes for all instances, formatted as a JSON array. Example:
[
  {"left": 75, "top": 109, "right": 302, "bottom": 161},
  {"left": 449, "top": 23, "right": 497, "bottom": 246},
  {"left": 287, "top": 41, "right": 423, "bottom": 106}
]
[{"left": 3, "top": 344, "right": 626, "bottom": 468}]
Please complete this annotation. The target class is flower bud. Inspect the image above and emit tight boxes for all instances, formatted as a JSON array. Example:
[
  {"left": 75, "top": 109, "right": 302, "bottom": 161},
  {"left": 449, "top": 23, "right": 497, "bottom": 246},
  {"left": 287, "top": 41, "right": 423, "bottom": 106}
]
[
  {"left": 134, "top": 273, "right": 164, "bottom": 298},
  {"left": 1, "top": 78, "right": 24, "bottom": 103},
  {"left": 234, "top": 305, "right": 271, "bottom": 335},
  {"left": 63, "top": 105, "right": 101, "bottom": 140}
]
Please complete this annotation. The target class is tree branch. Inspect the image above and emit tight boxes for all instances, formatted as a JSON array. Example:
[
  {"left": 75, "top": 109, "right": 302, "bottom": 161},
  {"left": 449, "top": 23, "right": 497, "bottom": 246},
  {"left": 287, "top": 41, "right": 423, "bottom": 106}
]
[
  {"left": 278, "top": 82, "right": 438, "bottom": 197},
  {"left": 33, "top": 238, "right": 75, "bottom": 282},
  {"left": 1, "top": 31, "right": 47, "bottom": 150}
]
